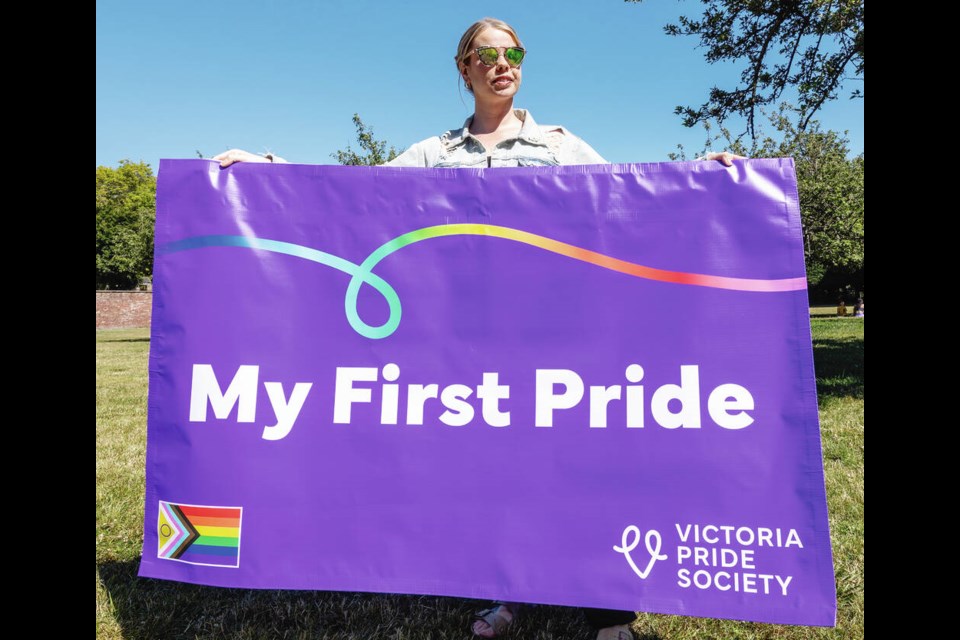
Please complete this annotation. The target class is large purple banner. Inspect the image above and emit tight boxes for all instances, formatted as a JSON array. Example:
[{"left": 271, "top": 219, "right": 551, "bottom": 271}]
[{"left": 140, "top": 159, "right": 835, "bottom": 626}]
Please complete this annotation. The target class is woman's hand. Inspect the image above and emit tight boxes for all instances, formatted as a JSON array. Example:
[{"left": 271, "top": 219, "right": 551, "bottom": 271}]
[
  {"left": 211, "top": 149, "right": 273, "bottom": 168},
  {"left": 702, "top": 151, "right": 747, "bottom": 167}
]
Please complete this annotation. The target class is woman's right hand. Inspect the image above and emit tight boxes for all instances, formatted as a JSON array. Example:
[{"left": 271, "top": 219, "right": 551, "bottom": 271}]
[
  {"left": 701, "top": 151, "right": 747, "bottom": 167},
  {"left": 211, "top": 149, "right": 272, "bottom": 168}
]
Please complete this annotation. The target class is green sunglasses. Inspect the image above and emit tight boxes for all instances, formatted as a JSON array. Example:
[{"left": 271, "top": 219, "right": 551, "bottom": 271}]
[{"left": 473, "top": 46, "right": 526, "bottom": 68}]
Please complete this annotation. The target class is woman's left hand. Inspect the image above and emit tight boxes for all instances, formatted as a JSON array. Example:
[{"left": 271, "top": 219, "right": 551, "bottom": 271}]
[{"left": 702, "top": 151, "right": 747, "bottom": 167}]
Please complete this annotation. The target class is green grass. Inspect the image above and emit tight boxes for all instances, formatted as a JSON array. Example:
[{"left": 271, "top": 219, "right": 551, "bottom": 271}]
[
  {"left": 809, "top": 306, "right": 837, "bottom": 318},
  {"left": 97, "top": 318, "right": 863, "bottom": 639}
]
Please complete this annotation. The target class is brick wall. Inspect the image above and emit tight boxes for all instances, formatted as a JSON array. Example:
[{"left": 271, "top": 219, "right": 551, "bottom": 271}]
[{"left": 96, "top": 291, "right": 153, "bottom": 329}]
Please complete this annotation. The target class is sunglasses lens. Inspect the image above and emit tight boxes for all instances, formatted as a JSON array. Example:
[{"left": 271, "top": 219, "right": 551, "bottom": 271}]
[
  {"left": 475, "top": 47, "right": 525, "bottom": 67},
  {"left": 505, "top": 48, "right": 525, "bottom": 67},
  {"left": 477, "top": 47, "right": 499, "bottom": 65}
]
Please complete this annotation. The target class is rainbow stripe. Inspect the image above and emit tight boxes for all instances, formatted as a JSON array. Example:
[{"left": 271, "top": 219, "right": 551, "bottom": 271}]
[
  {"left": 368, "top": 225, "right": 808, "bottom": 292},
  {"left": 157, "top": 502, "right": 242, "bottom": 567},
  {"left": 163, "top": 224, "right": 806, "bottom": 340}
]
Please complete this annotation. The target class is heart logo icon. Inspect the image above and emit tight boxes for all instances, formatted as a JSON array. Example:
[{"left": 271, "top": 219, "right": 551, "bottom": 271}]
[{"left": 613, "top": 525, "right": 668, "bottom": 580}]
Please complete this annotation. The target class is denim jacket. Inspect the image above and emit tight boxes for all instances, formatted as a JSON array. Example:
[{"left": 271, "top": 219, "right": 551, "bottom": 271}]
[{"left": 385, "top": 109, "right": 607, "bottom": 168}]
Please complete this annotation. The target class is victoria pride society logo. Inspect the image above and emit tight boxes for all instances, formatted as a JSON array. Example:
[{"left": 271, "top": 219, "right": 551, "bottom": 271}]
[{"left": 614, "top": 525, "right": 668, "bottom": 579}]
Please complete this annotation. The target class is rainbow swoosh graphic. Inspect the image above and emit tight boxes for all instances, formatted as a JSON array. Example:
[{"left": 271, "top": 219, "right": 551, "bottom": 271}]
[
  {"left": 157, "top": 501, "right": 242, "bottom": 567},
  {"left": 162, "top": 224, "right": 807, "bottom": 340}
]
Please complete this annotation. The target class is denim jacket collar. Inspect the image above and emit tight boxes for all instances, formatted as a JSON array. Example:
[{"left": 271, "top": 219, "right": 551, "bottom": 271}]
[{"left": 441, "top": 109, "right": 546, "bottom": 152}]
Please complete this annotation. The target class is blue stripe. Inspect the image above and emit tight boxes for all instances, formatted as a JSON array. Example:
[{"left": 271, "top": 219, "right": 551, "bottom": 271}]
[{"left": 186, "top": 544, "right": 239, "bottom": 557}]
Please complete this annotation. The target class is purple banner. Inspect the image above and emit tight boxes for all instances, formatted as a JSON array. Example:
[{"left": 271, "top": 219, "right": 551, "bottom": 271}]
[{"left": 140, "top": 159, "right": 835, "bottom": 626}]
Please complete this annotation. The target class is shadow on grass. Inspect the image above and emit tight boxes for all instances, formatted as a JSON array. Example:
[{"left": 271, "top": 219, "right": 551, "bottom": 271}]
[
  {"left": 98, "top": 559, "right": 645, "bottom": 640},
  {"left": 812, "top": 337, "right": 864, "bottom": 402}
]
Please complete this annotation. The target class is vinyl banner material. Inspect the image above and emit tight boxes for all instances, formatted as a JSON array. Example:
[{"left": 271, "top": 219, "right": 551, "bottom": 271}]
[{"left": 139, "top": 159, "right": 836, "bottom": 626}]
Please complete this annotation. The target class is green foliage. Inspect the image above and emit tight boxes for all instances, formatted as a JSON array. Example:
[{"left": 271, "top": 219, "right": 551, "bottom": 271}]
[
  {"left": 332, "top": 114, "right": 399, "bottom": 166},
  {"left": 781, "top": 135, "right": 863, "bottom": 296},
  {"left": 761, "top": 115, "right": 863, "bottom": 295},
  {"left": 628, "top": 0, "right": 864, "bottom": 142},
  {"left": 97, "top": 160, "right": 156, "bottom": 289},
  {"left": 672, "top": 108, "right": 864, "bottom": 294}
]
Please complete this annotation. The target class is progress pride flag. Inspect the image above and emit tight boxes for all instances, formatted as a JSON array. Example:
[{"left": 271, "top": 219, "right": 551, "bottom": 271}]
[{"left": 139, "top": 159, "right": 836, "bottom": 626}]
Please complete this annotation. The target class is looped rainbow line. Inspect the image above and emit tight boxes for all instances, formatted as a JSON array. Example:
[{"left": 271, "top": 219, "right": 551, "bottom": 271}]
[{"left": 162, "top": 224, "right": 806, "bottom": 339}]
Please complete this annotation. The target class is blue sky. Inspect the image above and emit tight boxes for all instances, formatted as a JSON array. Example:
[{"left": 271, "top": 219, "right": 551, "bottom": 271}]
[{"left": 96, "top": 0, "right": 863, "bottom": 169}]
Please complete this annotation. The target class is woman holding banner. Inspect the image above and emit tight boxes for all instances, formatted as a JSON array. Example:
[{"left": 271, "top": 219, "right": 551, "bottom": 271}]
[
  {"left": 214, "top": 16, "right": 741, "bottom": 640},
  {"left": 213, "top": 18, "right": 738, "bottom": 171}
]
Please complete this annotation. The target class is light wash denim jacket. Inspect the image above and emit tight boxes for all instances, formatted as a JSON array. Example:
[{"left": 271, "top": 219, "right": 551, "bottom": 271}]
[{"left": 385, "top": 109, "right": 607, "bottom": 168}]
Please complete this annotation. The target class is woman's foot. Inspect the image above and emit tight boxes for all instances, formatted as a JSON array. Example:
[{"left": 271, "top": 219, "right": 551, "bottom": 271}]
[
  {"left": 596, "top": 624, "right": 634, "bottom": 640},
  {"left": 472, "top": 602, "right": 516, "bottom": 638}
]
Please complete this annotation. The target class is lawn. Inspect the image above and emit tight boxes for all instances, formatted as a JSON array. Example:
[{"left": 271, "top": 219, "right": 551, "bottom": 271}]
[{"left": 96, "top": 317, "right": 863, "bottom": 639}]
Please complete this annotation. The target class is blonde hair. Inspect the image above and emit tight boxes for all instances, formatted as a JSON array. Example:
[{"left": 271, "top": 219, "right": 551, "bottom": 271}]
[{"left": 455, "top": 17, "right": 523, "bottom": 94}]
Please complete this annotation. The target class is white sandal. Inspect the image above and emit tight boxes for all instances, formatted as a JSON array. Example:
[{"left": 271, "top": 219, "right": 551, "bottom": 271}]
[
  {"left": 471, "top": 603, "right": 516, "bottom": 638},
  {"left": 596, "top": 625, "right": 634, "bottom": 640}
]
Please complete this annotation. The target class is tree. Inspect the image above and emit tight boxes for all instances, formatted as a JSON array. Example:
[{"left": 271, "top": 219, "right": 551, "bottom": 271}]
[
  {"left": 670, "top": 108, "right": 863, "bottom": 296},
  {"left": 96, "top": 160, "right": 156, "bottom": 289},
  {"left": 768, "top": 120, "right": 863, "bottom": 297},
  {"left": 628, "top": 0, "right": 864, "bottom": 143},
  {"left": 332, "top": 114, "right": 399, "bottom": 166}
]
